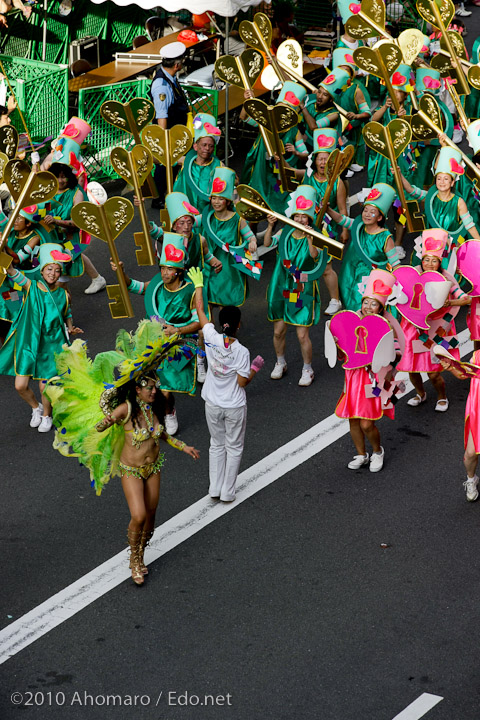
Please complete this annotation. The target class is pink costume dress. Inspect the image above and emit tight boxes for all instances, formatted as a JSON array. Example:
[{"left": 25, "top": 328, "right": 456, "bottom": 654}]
[
  {"left": 467, "top": 298, "right": 480, "bottom": 342},
  {"left": 335, "top": 366, "right": 395, "bottom": 421},
  {"left": 464, "top": 350, "right": 480, "bottom": 452},
  {"left": 396, "top": 277, "right": 464, "bottom": 373}
]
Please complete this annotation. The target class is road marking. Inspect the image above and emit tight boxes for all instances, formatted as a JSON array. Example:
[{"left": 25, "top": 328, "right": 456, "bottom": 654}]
[
  {"left": 392, "top": 693, "right": 444, "bottom": 719},
  {"left": 0, "top": 330, "right": 472, "bottom": 665}
]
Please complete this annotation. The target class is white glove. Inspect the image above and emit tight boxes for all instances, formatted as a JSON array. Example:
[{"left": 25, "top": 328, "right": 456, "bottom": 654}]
[{"left": 31, "top": 151, "right": 40, "bottom": 164}]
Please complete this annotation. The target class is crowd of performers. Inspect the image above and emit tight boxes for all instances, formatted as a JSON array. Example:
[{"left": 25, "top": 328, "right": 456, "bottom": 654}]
[{"left": 5, "top": 6, "right": 480, "bottom": 584}]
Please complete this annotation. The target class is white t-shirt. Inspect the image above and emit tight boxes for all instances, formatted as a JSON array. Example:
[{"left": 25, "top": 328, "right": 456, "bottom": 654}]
[{"left": 201, "top": 323, "right": 251, "bottom": 408}]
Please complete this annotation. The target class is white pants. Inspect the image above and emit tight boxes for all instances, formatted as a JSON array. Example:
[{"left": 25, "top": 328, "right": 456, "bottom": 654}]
[{"left": 204, "top": 402, "right": 247, "bottom": 501}]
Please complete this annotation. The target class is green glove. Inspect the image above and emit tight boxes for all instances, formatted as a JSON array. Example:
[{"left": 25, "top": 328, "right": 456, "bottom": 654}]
[{"left": 187, "top": 267, "right": 204, "bottom": 288}]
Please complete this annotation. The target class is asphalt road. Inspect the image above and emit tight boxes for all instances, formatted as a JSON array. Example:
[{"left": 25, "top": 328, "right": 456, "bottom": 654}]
[{"left": 3, "top": 19, "right": 480, "bottom": 720}]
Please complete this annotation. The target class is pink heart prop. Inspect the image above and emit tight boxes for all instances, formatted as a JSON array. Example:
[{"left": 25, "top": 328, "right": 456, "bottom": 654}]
[
  {"left": 296, "top": 195, "right": 313, "bottom": 210},
  {"left": 393, "top": 266, "right": 449, "bottom": 329},
  {"left": 284, "top": 91, "right": 300, "bottom": 105},
  {"left": 316, "top": 134, "right": 335, "bottom": 149},
  {"left": 212, "top": 178, "right": 227, "bottom": 194},
  {"left": 345, "top": 53, "right": 355, "bottom": 63},
  {"left": 182, "top": 200, "right": 199, "bottom": 214},
  {"left": 391, "top": 72, "right": 407, "bottom": 86},
  {"left": 323, "top": 74, "right": 335, "bottom": 85},
  {"left": 349, "top": 3, "right": 361, "bottom": 13},
  {"left": 366, "top": 188, "right": 381, "bottom": 201},
  {"left": 423, "top": 76, "right": 441, "bottom": 89},
  {"left": 51, "top": 249, "right": 72, "bottom": 262},
  {"left": 330, "top": 311, "right": 392, "bottom": 369},
  {"left": 456, "top": 241, "right": 480, "bottom": 296},
  {"left": 204, "top": 122, "right": 221, "bottom": 135},
  {"left": 373, "top": 279, "right": 392, "bottom": 296},
  {"left": 449, "top": 158, "right": 464, "bottom": 174},
  {"left": 164, "top": 244, "right": 184, "bottom": 263}
]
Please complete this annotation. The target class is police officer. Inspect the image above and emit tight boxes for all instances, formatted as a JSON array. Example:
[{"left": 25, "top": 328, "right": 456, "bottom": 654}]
[{"left": 150, "top": 41, "right": 190, "bottom": 207}]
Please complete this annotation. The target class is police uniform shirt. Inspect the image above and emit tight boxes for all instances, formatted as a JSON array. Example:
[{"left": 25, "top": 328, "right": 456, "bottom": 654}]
[{"left": 152, "top": 74, "right": 176, "bottom": 120}]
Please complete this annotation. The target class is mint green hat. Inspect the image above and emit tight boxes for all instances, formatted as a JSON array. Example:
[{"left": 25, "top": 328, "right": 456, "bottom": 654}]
[
  {"left": 337, "top": 0, "right": 354, "bottom": 23},
  {"left": 415, "top": 68, "right": 441, "bottom": 96},
  {"left": 364, "top": 183, "right": 396, "bottom": 217},
  {"left": 159, "top": 232, "right": 187, "bottom": 269},
  {"left": 211, "top": 166, "right": 235, "bottom": 200},
  {"left": 332, "top": 47, "right": 356, "bottom": 72},
  {"left": 467, "top": 119, "right": 480, "bottom": 159},
  {"left": 277, "top": 81, "right": 307, "bottom": 109},
  {"left": 435, "top": 146, "right": 464, "bottom": 177},
  {"left": 285, "top": 184, "right": 317, "bottom": 221},
  {"left": 312, "top": 128, "right": 338, "bottom": 154},
  {"left": 38, "top": 243, "right": 72, "bottom": 271},
  {"left": 165, "top": 192, "right": 200, "bottom": 226},
  {"left": 319, "top": 68, "right": 351, "bottom": 99},
  {"left": 390, "top": 63, "right": 414, "bottom": 93},
  {"left": 192, "top": 112, "right": 221, "bottom": 144}
]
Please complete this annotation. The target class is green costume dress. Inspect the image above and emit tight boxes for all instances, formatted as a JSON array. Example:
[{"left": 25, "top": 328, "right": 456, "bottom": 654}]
[
  {"left": 201, "top": 206, "right": 249, "bottom": 307},
  {"left": 424, "top": 188, "right": 465, "bottom": 241},
  {"left": 0, "top": 277, "right": 70, "bottom": 379},
  {"left": 337, "top": 81, "right": 371, "bottom": 166},
  {"left": 241, "top": 126, "right": 301, "bottom": 214},
  {"left": 173, "top": 150, "right": 222, "bottom": 213},
  {"left": 0, "top": 229, "right": 44, "bottom": 322},
  {"left": 144, "top": 277, "right": 198, "bottom": 395},
  {"left": 51, "top": 186, "right": 88, "bottom": 277},
  {"left": 338, "top": 217, "right": 392, "bottom": 311},
  {"left": 267, "top": 227, "right": 327, "bottom": 326}
]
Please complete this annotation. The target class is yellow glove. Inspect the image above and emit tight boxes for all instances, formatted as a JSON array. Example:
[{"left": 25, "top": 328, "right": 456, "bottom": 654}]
[{"left": 187, "top": 267, "right": 204, "bottom": 288}]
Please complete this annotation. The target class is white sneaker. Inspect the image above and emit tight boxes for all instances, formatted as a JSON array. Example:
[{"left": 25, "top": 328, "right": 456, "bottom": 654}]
[
  {"left": 464, "top": 476, "right": 479, "bottom": 501},
  {"left": 396, "top": 246, "right": 406, "bottom": 260},
  {"left": 38, "top": 415, "right": 53, "bottom": 433},
  {"left": 347, "top": 453, "right": 369, "bottom": 470},
  {"left": 369, "top": 447, "right": 385, "bottom": 473},
  {"left": 270, "top": 362, "right": 287, "bottom": 380},
  {"left": 325, "top": 298, "right": 342, "bottom": 315},
  {"left": 345, "top": 169, "right": 354, "bottom": 178},
  {"left": 407, "top": 392, "right": 427, "bottom": 407},
  {"left": 165, "top": 410, "right": 178, "bottom": 435},
  {"left": 456, "top": 6, "right": 472, "bottom": 16},
  {"left": 197, "top": 361, "right": 207, "bottom": 384},
  {"left": 350, "top": 163, "right": 364, "bottom": 172},
  {"left": 452, "top": 127, "right": 464, "bottom": 143},
  {"left": 84, "top": 275, "right": 107, "bottom": 294},
  {"left": 30, "top": 403, "right": 44, "bottom": 428},
  {"left": 298, "top": 368, "right": 314, "bottom": 386}
]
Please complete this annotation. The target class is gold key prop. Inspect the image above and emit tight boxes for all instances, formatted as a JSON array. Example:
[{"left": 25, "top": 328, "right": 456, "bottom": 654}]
[
  {"left": 345, "top": 0, "right": 387, "bottom": 39},
  {"left": 235, "top": 184, "right": 344, "bottom": 260},
  {"left": 239, "top": 12, "right": 287, "bottom": 82},
  {"left": 243, "top": 98, "right": 298, "bottom": 192},
  {"left": 0, "top": 159, "right": 58, "bottom": 285},
  {"left": 468, "top": 65, "right": 480, "bottom": 91},
  {"left": 433, "top": 49, "right": 480, "bottom": 92},
  {"left": 397, "top": 29, "right": 426, "bottom": 67},
  {"left": 363, "top": 118, "right": 425, "bottom": 232},
  {"left": 72, "top": 197, "right": 135, "bottom": 319},
  {"left": 0, "top": 125, "right": 18, "bottom": 159},
  {"left": 110, "top": 145, "right": 156, "bottom": 267},
  {"left": 0, "top": 151, "right": 9, "bottom": 183},
  {"left": 214, "top": 49, "right": 275, "bottom": 156},
  {"left": 416, "top": 0, "right": 469, "bottom": 96},
  {"left": 100, "top": 98, "right": 157, "bottom": 199},
  {"left": 410, "top": 92, "right": 480, "bottom": 185},
  {"left": 260, "top": 37, "right": 304, "bottom": 92},
  {"left": 316, "top": 145, "right": 355, "bottom": 228},
  {"left": 353, "top": 41, "right": 403, "bottom": 113}
]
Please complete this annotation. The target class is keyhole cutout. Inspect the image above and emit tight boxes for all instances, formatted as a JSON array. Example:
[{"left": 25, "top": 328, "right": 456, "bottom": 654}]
[
  {"left": 354, "top": 326, "right": 368, "bottom": 354},
  {"left": 411, "top": 282, "right": 424, "bottom": 310}
]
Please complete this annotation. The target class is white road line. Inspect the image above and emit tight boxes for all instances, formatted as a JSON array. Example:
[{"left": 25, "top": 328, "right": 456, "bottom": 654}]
[
  {"left": 391, "top": 693, "right": 444, "bottom": 720},
  {"left": 0, "top": 330, "right": 472, "bottom": 665}
]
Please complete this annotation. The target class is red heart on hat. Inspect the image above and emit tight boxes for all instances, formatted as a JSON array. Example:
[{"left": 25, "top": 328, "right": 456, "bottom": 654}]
[
  {"left": 296, "top": 195, "right": 313, "bottom": 210},
  {"left": 22, "top": 205, "right": 37, "bottom": 213},
  {"left": 284, "top": 91, "right": 300, "bottom": 106},
  {"left": 212, "top": 178, "right": 227, "bottom": 194},
  {"left": 317, "top": 134, "right": 335, "bottom": 149},
  {"left": 51, "top": 249, "right": 71, "bottom": 262},
  {"left": 323, "top": 74, "right": 335, "bottom": 85},
  {"left": 165, "top": 244, "right": 184, "bottom": 263},
  {"left": 423, "top": 76, "right": 441, "bottom": 89},
  {"left": 62, "top": 123, "right": 80, "bottom": 138},
  {"left": 204, "top": 122, "right": 221, "bottom": 135},
  {"left": 373, "top": 279, "right": 392, "bottom": 296},
  {"left": 182, "top": 200, "right": 199, "bottom": 214},
  {"left": 345, "top": 53, "right": 355, "bottom": 64},
  {"left": 349, "top": 3, "right": 361, "bottom": 13},
  {"left": 391, "top": 72, "right": 406, "bottom": 86},
  {"left": 366, "top": 188, "right": 381, "bottom": 201},
  {"left": 420, "top": 44, "right": 429, "bottom": 52},
  {"left": 449, "top": 158, "right": 464, "bottom": 174},
  {"left": 424, "top": 236, "right": 443, "bottom": 253}
]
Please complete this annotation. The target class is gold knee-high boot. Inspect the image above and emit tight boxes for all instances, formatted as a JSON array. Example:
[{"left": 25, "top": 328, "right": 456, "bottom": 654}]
[
  {"left": 127, "top": 529, "right": 144, "bottom": 585},
  {"left": 139, "top": 530, "right": 154, "bottom": 575}
]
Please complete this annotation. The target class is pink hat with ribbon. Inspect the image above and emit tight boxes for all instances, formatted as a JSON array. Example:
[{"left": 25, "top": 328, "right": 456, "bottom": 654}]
[{"left": 361, "top": 269, "right": 396, "bottom": 305}]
